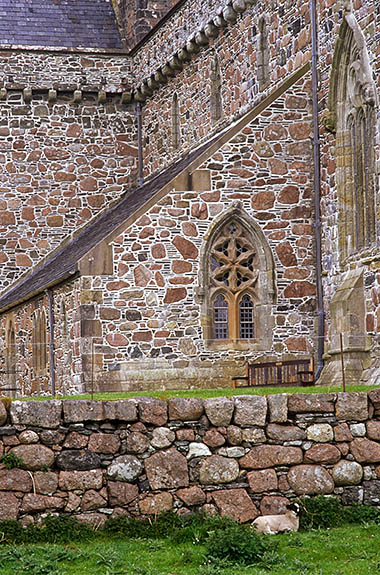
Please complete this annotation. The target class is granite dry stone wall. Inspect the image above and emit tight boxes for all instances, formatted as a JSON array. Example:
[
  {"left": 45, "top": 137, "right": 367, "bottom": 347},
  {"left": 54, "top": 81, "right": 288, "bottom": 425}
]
[{"left": 1, "top": 390, "right": 380, "bottom": 526}]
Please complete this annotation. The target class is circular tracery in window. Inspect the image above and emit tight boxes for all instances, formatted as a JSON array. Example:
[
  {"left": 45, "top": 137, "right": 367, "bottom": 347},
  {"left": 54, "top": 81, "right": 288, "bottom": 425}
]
[{"left": 210, "top": 221, "right": 259, "bottom": 293}]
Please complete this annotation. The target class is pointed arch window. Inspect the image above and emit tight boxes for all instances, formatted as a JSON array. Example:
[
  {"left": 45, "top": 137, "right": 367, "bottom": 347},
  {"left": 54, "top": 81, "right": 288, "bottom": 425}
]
[
  {"left": 171, "top": 92, "right": 180, "bottom": 149},
  {"left": 5, "top": 318, "right": 16, "bottom": 392},
  {"left": 257, "top": 17, "right": 270, "bottom": 90},
  {"left": 239, "top": 294, "right": 255, "bottom": 339},
  {"left": 210, "top": 54, "right": 223, "bottom": 124},
  {"left": 209, "top": 220, "right": 258, "bottom": 341},
  {"left": 199, "top": 204, "right": 275, "bottom": 350},
  {"left": 348, "top": 106, "right": 375, "bottom": 250},
  {"left": 328, "top": 14, "right": 377, "bottom": 258},
  {"left": 213, "top": 294, "right": 228, "bottom": 339}
]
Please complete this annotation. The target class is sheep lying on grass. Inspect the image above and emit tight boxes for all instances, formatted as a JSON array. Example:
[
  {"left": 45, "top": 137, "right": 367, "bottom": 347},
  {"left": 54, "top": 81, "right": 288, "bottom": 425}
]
[{"left": 251, "top": 502, "right": 301, "bottom": 535}]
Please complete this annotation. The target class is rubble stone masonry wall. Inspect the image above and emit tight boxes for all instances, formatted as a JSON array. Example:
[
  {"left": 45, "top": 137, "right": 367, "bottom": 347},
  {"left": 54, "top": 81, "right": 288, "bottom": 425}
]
[
  {"left": 135, "top": 0, "right": 313, "bottom": 176},
  {"left": 0, "top": 50, "right": 136, "bottom": 292},
  {"left": 0, "top": 390, "right": 380, "bottom": 526}
]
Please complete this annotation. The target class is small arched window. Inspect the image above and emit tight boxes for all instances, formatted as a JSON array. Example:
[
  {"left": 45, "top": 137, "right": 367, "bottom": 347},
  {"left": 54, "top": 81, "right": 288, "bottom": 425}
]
[
  {"left": 6, "top": 318, "right": 16, "bottom": 392},
  {"left": 257, "top": 17, "right": 270, "bottom": 90},
  {"left": 213, "top": 293, "right": 229, "bottom": 339},
  {"left": 171, "top": 92, "right": 180, "bottom": 149},
  {"left": 348, "top": 107, "right": 375, "bottom": 250},
  {"left": 210, "top": 55, "right": 223, "bottom": 124}
]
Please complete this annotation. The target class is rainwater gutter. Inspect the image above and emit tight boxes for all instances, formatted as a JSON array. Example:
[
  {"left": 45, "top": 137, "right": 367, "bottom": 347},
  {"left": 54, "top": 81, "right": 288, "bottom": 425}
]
[
  {"left": 310, "top": 0, "right": 325, "bottom": 380},
  {"left": 136, "top": 102, "right": 144, "bottom": 186},
  {"left": 47, "top": 288, "right": 56, "bottom": 396}
]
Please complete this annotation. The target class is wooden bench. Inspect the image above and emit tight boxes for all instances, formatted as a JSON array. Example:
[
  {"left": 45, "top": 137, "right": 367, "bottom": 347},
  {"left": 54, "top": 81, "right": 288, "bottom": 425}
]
[{"left": 232, "top": 358, "right": 314, "bottom": 388}]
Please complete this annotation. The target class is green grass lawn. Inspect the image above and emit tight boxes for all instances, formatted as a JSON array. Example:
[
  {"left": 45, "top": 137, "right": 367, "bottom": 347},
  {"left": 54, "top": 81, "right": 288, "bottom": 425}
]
[
  {"left": 21, "top": 383, "right": 379, "bottom": 402},
  {"left": 0, "top": 524, "right": 378, "bottom": 575}
]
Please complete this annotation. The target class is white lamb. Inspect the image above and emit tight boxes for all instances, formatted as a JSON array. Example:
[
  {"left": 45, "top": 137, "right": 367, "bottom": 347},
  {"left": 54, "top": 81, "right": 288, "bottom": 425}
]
[{"left": 251, "top": 502, "right": 301, "bottom": 535}]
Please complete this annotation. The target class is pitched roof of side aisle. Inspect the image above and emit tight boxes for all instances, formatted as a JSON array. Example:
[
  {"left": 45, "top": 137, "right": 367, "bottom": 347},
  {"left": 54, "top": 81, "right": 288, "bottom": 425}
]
[{"left": 0, "top": 0, "right": 123, "bottom": 49}]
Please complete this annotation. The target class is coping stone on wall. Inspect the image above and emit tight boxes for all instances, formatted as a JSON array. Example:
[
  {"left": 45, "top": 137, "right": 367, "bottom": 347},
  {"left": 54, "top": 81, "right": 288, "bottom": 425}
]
[
  {"left": 10, "top": 400, "right": 62, "bottom": 429},
  {"left": 267, "top": 394, "right": 288, "bottom": 422},
  {"left": 133, "top": 397, "right": 168, "bottom": 426},
  {"left": 168, "top": 397, "right": 204, "bottom": 421},
  {"left": 233, "top": 395, "right": 267, "bottom": 426},
  {"left": 204, "top": 397, "right": 234, "bottom": 426},
  {"left": 288, "top": 393, "right": 336, "bottom": 413},
  {"left": 63, "top": 400, "right": 137, "bottom": 423},
  {"left": 336, "top": 392, "right": 369, "bottom": 421}
]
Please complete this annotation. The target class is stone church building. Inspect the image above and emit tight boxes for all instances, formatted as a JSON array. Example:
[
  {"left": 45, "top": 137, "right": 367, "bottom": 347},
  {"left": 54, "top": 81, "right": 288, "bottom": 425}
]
[{"left": 0, "top": 0, "right": 378, "bottom": 395}]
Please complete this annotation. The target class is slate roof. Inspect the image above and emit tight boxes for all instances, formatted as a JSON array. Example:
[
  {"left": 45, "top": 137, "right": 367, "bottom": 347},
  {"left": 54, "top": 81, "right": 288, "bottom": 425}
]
[{"left": 0, "top": 0, "right": 123, "bottom": 49}]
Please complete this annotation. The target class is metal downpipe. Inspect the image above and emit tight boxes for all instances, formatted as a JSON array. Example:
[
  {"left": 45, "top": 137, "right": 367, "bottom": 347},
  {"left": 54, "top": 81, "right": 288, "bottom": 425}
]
[{"left": 310, "top": 0, "right": 325, "bottom": 380}]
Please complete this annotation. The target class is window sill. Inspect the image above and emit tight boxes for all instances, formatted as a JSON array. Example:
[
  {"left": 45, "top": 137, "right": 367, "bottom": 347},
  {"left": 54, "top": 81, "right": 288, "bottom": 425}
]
[{"left": 205, "top": 339, "right": 261, "bottom": 351}]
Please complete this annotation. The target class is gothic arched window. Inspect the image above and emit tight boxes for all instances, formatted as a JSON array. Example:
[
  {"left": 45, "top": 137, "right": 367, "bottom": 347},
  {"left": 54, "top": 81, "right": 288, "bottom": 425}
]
[
  {"left": 171, "top": 92, "right": 180, "bottom": 149},
  {"left": 210, "top": 54, "right": 222, "bottom": 124},
  {"left": 209, "top": 220, "right": 258, "bottom": 341},
  {"left": 6, "top": 318, "right": 16, "bottom": 392},
  {"left": 328, "top": 12, "right": 377, "bottom": 258},
  {"left": 198, "top": 203, "right": 275, "bottom": 351}
]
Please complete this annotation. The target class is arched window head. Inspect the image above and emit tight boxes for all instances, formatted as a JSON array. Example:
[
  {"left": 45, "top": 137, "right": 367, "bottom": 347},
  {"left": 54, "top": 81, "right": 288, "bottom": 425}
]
[
  {"left": 328, "top": 11, "right": 377, "bottom": 258},
  {"left": 171, "top": 92, "right": 180, "bottom": 149},
  {"left": 210, "top": 54, "right": 222, "bottom": 124}
]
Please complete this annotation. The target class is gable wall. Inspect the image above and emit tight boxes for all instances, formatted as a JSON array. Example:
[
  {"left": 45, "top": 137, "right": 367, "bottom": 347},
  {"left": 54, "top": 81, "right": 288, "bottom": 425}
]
[{"left": 0, "top": 50, "right": 136, "bottom": 293}]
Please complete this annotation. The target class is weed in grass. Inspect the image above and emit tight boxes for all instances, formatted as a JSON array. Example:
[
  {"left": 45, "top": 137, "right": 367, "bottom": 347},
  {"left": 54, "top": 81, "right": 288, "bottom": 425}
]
[
  {"left": 205, "top": 523, "right": 279, "bottom": 566},
  {"left": 95, "top": 549, "right": 120, "bottom": 567},
  {"left": 0, "top": 544, "right": 85, "bottom": 575}
]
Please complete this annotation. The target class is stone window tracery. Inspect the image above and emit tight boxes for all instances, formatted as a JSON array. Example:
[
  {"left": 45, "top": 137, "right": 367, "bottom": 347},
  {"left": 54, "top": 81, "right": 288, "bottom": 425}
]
[
  {"left": 210, "top": 220, "right": 259, "bottom": 340},
  {"left": 198, "top": 203, "right": 275, "bottom": 351},
  {"left": 328, "top": 10, "right": 377, "bottom": 259}
]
